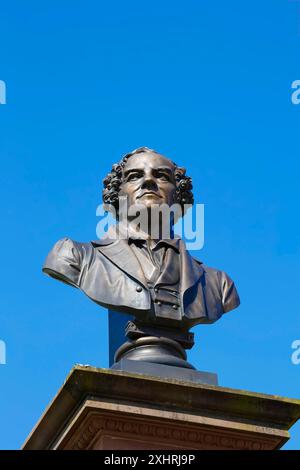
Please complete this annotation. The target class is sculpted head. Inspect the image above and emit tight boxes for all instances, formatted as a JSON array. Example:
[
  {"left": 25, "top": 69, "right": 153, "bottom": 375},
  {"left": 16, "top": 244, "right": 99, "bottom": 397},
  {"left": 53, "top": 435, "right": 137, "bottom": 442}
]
[{"left": 102, "top": 147, "right": 194, "bottom": 220}]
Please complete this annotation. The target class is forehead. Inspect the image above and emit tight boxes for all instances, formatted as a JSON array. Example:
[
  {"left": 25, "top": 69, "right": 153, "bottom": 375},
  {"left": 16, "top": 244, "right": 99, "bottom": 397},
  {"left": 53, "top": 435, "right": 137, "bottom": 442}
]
[{"left": 123, "top": 152, "right": 175, "bottom": 172}]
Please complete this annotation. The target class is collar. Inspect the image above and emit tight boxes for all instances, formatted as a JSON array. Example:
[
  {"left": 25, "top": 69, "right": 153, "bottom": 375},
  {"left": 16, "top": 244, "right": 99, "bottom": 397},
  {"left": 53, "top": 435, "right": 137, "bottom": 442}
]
[
  {"left": 129, "top": 236, "right": 180, "bottom": 252},
  {"left": 92, "top": 223, "right": 181, "bottom": 252},
  {"left": 109, "top": 222, "right": 180, "bottom": 252},
  {"left": 115, "top": 222, "right": 180, "bottom": 252}
]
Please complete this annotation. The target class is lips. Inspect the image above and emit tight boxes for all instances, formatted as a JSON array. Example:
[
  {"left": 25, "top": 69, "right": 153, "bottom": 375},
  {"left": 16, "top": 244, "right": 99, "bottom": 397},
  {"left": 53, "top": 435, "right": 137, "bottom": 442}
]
[{"left": 137, "top": 191, "right": 162, "bottom": 199}]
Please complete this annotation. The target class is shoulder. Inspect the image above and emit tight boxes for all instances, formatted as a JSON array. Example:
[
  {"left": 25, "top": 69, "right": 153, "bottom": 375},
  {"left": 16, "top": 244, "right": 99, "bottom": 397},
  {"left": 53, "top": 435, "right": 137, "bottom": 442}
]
[
  {"left": 196, "top": 260, "right": 241, "bottom": 314},
  {"left": 192, "top": 256, "right": 233, "bottom": 282},
  {"left": 201, "top": 263, "right": 228, "bottom": 279},
  {"left": 49, "top": 237, "right": 94, "bottom": 259},
  {"left": 42, "top": 237, "right": 93, "bottom": 287},
  {"left": 49, "top": 236, "right": 77, "bottom": 255}
]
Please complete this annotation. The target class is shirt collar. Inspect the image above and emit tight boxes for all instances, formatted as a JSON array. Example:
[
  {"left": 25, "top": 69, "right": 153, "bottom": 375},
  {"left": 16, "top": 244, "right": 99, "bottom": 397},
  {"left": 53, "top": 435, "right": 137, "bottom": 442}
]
[{"left": 117, "top": 222, "right": 181, "bottom": 252}]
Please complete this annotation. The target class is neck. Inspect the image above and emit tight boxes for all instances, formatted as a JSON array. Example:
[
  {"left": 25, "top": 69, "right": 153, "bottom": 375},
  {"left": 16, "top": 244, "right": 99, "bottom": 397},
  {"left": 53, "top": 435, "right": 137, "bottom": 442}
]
[{"left": 120, "top": 218, "right": 174, "bottom": 240}]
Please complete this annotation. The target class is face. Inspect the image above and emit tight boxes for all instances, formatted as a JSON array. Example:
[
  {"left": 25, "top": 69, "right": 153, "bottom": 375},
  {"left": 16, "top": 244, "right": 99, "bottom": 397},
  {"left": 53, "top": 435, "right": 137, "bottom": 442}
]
[{"left": 120, "top": 152, "right": 177, "bottom": 210}]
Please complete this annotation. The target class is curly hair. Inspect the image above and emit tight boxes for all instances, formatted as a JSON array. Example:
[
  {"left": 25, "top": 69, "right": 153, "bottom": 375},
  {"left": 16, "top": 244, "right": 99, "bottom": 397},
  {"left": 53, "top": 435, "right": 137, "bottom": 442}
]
[{"left": 102, "top": 147, "right": 194, "bottom": 217}]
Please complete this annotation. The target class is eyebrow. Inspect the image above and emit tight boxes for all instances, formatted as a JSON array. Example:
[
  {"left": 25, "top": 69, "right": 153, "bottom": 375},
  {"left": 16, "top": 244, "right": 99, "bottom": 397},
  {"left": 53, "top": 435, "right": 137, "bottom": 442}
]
[
  {"left": 123, "top": 168, "right": 144, "bottom": 178},
  {"left": 124, "top": 166, "right": 173, "bottom": 178},
  {"left": 154, "top": 166, "right": 173, "bottom": 173}
]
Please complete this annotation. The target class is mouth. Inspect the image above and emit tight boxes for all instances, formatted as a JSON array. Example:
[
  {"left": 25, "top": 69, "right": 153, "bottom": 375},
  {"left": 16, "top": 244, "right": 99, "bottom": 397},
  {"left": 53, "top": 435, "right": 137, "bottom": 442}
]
[{"left": 137, "top": 192, "right": 162, "bottom": 199}]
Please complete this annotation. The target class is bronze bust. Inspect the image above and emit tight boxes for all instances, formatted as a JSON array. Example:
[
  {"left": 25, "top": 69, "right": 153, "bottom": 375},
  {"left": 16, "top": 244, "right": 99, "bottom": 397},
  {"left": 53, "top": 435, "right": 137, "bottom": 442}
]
[{"left": 43, "top": 147, "right": 240, "bottom": 373}]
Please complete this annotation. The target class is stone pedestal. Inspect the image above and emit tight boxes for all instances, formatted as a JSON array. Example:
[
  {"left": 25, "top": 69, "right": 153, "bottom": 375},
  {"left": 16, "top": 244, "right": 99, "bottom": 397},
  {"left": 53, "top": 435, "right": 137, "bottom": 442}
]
[{"left": 22, "top": 365, "right": 300, "bottom": 450}]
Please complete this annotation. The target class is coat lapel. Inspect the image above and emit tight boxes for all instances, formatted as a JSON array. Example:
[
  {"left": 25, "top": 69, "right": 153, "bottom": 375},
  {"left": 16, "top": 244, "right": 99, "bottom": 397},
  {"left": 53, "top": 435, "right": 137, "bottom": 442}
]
[
  {"left": 178, "top": 240, "right": 204, "bottom": 306},
  {"left": 155, "top": 247, "right": 179, "bottom": 287},
  {"left": 179, "top": 239, "right": 204, "bottom": 292},
  {"left": 92, "top": 238, "right": 148, "bottom": 289}
]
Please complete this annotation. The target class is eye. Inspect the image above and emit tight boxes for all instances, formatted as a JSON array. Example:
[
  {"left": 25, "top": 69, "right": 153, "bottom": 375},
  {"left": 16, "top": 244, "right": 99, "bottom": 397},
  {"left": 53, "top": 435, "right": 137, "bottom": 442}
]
[
  {"left": 127, "top": 172, "right": 142, "bottom": 182},
  {"left": 157, "top": 172, "right": 170, "bottom": 181}
]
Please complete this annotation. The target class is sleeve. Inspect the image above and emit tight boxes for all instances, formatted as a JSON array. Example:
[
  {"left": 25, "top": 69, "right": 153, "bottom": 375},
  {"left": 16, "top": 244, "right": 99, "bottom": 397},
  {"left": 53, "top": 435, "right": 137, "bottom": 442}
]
[
  {"left": 218, "top": 270, "right": 241, "bottom": 313},
  {"left": 42, "top": 237, "right": 82, "bottom": 288}
]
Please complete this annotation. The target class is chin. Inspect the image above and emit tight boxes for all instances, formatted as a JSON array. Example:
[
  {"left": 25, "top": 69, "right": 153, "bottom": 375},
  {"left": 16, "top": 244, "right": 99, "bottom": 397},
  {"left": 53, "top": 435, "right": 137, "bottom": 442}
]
[{"left": 141, "top": 200, "right": 157, "bottom": 209}]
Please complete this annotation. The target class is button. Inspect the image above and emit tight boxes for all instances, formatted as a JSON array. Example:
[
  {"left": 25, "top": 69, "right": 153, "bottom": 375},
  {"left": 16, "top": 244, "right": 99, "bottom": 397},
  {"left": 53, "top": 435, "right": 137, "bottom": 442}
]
[
  {"left": 155, "top": 300, "right": 162, "bottom": 306},
  {"left": 154, "top": 288, "right": 159, "bottom": 293},
  {"left": 172, "top": 304, "right": 178, "bottom": 310},
  {"left": 136, "top": 286, "right": 142, "bottom": 292}
]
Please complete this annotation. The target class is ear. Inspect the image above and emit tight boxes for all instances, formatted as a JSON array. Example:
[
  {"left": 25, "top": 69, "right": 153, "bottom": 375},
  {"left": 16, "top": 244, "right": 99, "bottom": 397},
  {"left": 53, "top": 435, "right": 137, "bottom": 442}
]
[{"left": 173, "top": 188, "right": 181, "bottom": 204}]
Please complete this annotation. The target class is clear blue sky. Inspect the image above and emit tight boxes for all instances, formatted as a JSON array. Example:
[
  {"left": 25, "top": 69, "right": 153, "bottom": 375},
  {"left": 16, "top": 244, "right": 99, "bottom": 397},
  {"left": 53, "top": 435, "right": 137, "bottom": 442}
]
[{"left": 0, "top": 0, "right": 300, "bottom": 450}]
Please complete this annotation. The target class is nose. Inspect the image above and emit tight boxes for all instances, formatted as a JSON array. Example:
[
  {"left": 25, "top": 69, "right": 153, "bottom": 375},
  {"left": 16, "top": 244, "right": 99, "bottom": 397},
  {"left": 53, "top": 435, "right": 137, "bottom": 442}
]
[{"left": 141, "top": 174, "right": 158, "bottom": 190}]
